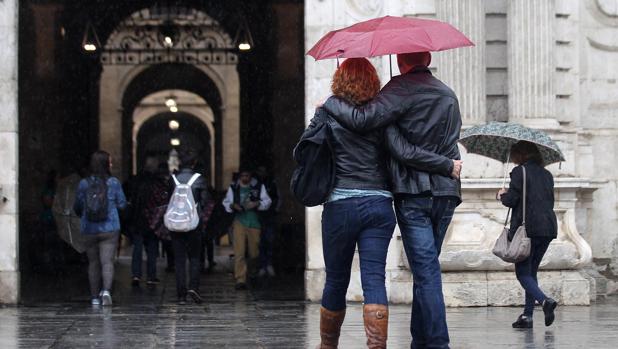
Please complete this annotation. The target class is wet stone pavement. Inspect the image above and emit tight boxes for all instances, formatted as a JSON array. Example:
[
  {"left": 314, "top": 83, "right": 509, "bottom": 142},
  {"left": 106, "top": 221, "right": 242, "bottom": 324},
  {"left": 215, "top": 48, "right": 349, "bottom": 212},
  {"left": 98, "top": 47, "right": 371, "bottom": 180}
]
[{"left": 3, "top": 256, "right": 618, "bottom": 348}]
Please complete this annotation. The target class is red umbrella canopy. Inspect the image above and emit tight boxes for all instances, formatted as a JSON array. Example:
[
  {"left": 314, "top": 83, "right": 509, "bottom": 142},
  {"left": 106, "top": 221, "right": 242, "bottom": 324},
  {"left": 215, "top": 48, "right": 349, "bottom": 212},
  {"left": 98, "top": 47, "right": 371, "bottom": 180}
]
[{"left": 307, "top": 16, "right": 474, "bottom": 60}]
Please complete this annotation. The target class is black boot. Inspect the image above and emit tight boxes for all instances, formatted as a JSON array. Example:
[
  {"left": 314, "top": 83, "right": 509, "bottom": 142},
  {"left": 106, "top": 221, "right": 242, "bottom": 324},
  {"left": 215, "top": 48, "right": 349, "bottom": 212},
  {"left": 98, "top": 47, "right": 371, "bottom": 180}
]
[
  {"left": 543, "top": 298, "right": 558, "bottom": 326},
  {"left": 512, "top": 314, "right": 533, "bottom": 329}
]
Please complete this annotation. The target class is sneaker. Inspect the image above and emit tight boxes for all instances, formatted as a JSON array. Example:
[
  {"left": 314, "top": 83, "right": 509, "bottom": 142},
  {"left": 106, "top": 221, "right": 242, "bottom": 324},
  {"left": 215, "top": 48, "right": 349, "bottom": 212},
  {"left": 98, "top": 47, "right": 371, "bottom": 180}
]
[
  {"left": 91, "top": 297, "right": 101, "bottom": 306},
  {"left": 235, "top": 283, "right": 247, "bottom": 290},
  {"left": 177, "top": 296, "right": 187, "bottom": 305},
  {"left": 543, "top": 298, "right": 558, "bottom": 327},
  {"left": 512, "top": 314, "right": 533, "bottom": 329},
  {"left": 258, "top": 268, "right": 267, "bottom": 277},
  {"left": 187, "top": 289, "right": 203, "bottom": 304},
  {"left": 146, "top": 278, "right": 160, "bottom": 285},
  {"left": 131, "top": 277, "right": 141, "bottom": 287},
  {"left": 101, "top": 290, "right": 112, "bottom": 306},
  {"left": 266, "top": 265, "right": 276, "bottom": 277}
]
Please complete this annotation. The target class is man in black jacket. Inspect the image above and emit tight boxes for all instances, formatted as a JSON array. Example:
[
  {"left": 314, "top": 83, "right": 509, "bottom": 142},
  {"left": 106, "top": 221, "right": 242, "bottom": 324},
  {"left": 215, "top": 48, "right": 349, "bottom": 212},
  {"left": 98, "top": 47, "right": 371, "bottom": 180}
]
[{"left": 323, "top": 52, "right": 462, "bottom": 349}]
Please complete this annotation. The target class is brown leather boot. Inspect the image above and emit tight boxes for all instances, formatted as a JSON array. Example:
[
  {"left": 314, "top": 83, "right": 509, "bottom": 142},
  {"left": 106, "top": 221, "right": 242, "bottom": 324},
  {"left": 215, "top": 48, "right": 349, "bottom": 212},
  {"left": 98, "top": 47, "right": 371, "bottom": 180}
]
[
  {"left": 317, "top": 307, "right": 346, "bottom": 349},
  {"left": 363, "top": 304, "right": 388, "bottom": 349}
]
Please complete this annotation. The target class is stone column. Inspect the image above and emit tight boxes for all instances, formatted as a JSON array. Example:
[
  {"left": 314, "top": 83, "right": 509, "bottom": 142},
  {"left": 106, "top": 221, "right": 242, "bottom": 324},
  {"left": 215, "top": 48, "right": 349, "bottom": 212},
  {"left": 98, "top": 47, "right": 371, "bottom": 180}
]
[
  {"left": 436, "top": 0, "right": 486, "bottom": 125},
  {"left": 0, "top": 0, "right": 20, "bottom": 304},
  {"left": 508, "top": 0, "right": 557, "bottom": 128}
]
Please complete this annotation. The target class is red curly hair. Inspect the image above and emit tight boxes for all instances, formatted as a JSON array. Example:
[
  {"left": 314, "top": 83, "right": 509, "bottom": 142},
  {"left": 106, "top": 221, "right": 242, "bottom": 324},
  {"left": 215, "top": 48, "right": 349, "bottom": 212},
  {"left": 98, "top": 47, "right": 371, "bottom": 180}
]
[{"left": 331, "top": 58, "right": 381, "bottom": 105}]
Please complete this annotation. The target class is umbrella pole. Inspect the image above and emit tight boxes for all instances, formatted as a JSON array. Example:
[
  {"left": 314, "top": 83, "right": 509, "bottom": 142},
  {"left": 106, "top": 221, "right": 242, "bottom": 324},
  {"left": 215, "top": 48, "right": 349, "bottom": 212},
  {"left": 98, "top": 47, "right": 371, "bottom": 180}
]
[
  {"left": 389, "top": 54, "right": 393, "bottom": 78},
  {"left": 501, "top": 152, "right": 511, "bottom": 189}
]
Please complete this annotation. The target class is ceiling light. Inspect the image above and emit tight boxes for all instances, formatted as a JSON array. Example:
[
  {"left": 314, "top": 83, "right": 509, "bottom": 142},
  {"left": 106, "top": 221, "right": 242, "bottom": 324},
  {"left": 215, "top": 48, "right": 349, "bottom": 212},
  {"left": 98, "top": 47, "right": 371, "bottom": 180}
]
[
  {"left": 165, "top": 98, "right": 176, "bottom": 108},
  {"left": 170, "top": 106, "right": 178, "bottom": 113},
  {"left": 170, "top": 138, "right": 180, "bottom": 147},
  {"left": 234, "top": 16, "right": 254, "bottom": 52},
  {"left": 164, "top": 36, "right": 173, "bottom": 47},
  {"left": 84, "top": 44, "right": 97, "bottom": 52},
  {"left": 238, "top": 42, "right": 251, "bottom": 51},
  {"left": 169, "top": 120, "right": 180, "bottom": 130}
]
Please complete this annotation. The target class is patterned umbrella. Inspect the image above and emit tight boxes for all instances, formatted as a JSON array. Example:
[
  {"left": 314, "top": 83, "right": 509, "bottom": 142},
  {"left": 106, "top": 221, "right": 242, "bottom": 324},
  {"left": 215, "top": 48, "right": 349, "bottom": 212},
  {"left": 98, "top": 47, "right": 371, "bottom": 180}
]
[{"left": 459, "top": 122, "right": 565, "bottom": 165}]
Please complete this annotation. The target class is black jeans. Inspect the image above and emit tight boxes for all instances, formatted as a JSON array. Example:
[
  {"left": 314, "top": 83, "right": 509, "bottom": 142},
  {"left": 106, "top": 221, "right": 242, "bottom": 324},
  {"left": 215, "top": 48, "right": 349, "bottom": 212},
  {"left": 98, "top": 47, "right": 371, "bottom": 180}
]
[
  {"left": 171, "top": 230, "right": 201, "bottom": 297},
  {"left": 515, "top": 237, "right": 553, "bottom": 317},
  {"left": 131, "top": 230, "right": 158, "bottom": 280}
]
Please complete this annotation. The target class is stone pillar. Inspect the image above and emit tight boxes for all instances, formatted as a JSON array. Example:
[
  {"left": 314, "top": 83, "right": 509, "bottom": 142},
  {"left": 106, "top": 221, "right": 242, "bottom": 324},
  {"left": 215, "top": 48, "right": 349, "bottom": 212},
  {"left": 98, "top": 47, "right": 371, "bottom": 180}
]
[
  {"left": 436, "top": 0, "right": 486, "bottom": 125},
  {"left": 508, "top": 0, "right": 557, "bottom": 128},
  {"left": 0, "top": 0, "right": 20, "bottom": 304}
]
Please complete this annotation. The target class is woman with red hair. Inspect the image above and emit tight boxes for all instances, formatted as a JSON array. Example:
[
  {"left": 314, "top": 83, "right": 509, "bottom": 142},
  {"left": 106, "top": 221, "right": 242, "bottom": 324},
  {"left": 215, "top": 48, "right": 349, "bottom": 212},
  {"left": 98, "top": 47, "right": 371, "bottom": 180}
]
[{"left": 308, "top": 58, "right": 453, "bottom": 349}]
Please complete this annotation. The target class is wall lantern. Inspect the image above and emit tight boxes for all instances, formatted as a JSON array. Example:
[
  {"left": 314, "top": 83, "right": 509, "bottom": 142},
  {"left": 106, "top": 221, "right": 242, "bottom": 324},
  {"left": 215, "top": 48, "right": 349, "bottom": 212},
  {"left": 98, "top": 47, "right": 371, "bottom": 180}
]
[
  {"left": 234, "top": 17, "right": 254, "bottom": 51},
  {"left": 82, "top": 21, "right": 101, "bottom": 52}
]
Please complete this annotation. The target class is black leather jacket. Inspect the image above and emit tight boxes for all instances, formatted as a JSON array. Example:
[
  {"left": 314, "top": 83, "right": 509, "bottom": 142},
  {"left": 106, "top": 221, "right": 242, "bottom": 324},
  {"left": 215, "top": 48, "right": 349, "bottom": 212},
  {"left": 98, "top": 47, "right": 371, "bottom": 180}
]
[
  {"left": 323, "top": 66, "right": 462, "bottom": 202},
  {"left": 307, "top": 107, "right": 390, "bottom": 190}
]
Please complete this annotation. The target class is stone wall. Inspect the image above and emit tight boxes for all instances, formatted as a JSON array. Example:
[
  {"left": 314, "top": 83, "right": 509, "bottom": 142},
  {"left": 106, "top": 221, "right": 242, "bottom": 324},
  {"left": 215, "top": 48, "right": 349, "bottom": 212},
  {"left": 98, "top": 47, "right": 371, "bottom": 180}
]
[
  {"left": 304, "top": 0, "right": 618, "bottom": 306},
  {"left": 0, "top": 0, "right": 20, "bottom": 304}
]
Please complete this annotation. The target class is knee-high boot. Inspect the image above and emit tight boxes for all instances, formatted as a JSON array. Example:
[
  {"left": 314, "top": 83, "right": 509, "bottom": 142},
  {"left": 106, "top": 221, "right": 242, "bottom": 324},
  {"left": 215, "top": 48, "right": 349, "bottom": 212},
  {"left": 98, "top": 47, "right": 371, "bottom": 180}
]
[
  {"left": 318, "top": 306, "right": 346, "bottom": 349},
  {"left": 363, "top": 304, "right": 388, "bottom": 349}
]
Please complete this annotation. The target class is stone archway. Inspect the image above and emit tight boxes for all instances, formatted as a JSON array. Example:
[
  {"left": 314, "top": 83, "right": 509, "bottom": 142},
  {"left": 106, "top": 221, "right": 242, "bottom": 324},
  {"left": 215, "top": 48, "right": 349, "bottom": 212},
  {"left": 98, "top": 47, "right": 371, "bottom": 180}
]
[
  {"left": 132, "top": 90, "right": 216, "bottom": 186},
  {"left": 98, "top": 7, "right": 239, "bottom": 190}
]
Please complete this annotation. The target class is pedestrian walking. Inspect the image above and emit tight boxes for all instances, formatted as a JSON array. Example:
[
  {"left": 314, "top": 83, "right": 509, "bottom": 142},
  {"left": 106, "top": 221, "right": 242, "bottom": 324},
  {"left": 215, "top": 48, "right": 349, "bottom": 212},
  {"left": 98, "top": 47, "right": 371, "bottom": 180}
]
[
  {"left": 255, "top": 165, "right": 280, "bottom": 277},
  {"left": 165, "top": 149, "right": 210, "bottom": 304},
  {"left": 309, "top": 57, "right": 458, "bottom": 349},
  {"left": 129, "top": 157, "right": 160, "bottom": 287},
  {"left": 74, "top": 150, "right": 127, "bottom": 306},
  {"left": 222, "top": 168, "right": 271, "bottom": 290},
  {"left": 497, "top": 141, "right": 558, "bottom": 328},
  {"left": 323, "top": 52, "right": 463, "bottom": 348}
]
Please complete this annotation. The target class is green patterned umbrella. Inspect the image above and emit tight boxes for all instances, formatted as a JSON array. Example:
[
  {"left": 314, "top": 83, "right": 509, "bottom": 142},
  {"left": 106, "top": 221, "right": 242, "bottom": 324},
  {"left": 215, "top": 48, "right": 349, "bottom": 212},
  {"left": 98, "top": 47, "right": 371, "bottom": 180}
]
[{"left": 459, "top": 122, "right": 565, "bottom": 165}]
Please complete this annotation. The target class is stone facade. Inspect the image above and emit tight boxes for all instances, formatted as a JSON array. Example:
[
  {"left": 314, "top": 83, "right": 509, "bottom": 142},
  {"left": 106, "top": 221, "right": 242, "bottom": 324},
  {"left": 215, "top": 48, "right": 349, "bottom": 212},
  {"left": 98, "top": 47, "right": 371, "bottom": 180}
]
[
  {"left": 305, "top": 0, "right": 618, "bottom": 306},
  {"left": 0, "top": 0, "right": 19, "bottom": 304}
]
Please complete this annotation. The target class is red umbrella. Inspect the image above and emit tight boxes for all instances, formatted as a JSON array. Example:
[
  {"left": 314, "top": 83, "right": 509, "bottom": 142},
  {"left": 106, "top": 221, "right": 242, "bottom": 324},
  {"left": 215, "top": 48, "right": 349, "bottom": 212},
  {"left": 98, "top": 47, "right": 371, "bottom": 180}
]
[{"left": 307, "top": 16, "right": 474, "bottom": 60}]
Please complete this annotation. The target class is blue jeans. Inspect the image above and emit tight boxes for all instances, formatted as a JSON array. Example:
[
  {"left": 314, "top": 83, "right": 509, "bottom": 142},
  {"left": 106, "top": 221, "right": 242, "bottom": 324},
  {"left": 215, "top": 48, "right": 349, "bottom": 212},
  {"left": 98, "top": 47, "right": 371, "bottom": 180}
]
[
  {"left": 515, "top": 237, "right": 552, "bottom": 317},
  {"left": 321, "top": 196, "right": 396, "bottom": 311},
  {"left": 395, "top": 196, "right": 457, "bottom": 349},
  {"left": 131, "top": 230, "right": 159, "bottom": 280}
]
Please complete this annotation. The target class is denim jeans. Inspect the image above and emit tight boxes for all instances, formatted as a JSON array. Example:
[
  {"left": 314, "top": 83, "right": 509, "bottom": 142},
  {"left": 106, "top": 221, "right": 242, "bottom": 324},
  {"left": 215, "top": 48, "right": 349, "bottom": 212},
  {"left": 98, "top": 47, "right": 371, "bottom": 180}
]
[
  {"left": 395, "top": 196, "right": 457, "bottom": 349},
  {"left": 171, "top": 230, "right": 201, "bottom": 297},
  {"left": 515, "top": 237, "right": 552, "bottom": 317},
  {"left": 131, "top": 230, "right": 159, "bottom": 280},
  {"left": 321, "top": 196, "right": 396, "bottom": 311}
]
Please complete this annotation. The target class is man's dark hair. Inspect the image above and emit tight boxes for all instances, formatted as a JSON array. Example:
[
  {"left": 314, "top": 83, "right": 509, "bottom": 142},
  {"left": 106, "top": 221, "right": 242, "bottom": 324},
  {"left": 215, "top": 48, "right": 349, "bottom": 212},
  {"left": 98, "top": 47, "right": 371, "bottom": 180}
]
[
  {"left": 178, "top": 148, "right": 198, "bottom": 169},
  {"left": 238, "top": 165, "right": 253, "bottom": 175},
  {"left": 89, "top": 150, "right": 111, "bottom": 178}
]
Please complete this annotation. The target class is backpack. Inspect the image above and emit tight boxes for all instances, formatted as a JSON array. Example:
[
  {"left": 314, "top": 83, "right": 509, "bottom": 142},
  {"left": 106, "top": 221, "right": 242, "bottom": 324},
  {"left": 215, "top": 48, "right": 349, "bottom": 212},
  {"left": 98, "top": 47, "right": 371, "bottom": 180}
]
[
  {"left": 85, "top": 177, "right": 109, "bottom": 222},
  {"left": 164, "top": 173, "right": 201, "bottom": 232},
  {"left": 290, "top": 111, "right": 336, "bottom": 207}
]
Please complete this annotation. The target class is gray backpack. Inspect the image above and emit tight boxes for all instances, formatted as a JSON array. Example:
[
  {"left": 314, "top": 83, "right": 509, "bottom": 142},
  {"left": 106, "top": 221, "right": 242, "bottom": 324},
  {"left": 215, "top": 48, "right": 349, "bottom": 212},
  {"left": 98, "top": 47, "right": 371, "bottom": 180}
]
[{"left": 164, "top": 173, "right": 201, "bottom": 232}]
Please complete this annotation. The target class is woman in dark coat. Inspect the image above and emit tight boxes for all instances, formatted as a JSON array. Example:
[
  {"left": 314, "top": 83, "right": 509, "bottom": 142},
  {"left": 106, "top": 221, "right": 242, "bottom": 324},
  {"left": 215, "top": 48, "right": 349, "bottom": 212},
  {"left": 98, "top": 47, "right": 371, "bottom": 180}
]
[{"left": 497, "top": 141, "right": 558, "bottom": 328}]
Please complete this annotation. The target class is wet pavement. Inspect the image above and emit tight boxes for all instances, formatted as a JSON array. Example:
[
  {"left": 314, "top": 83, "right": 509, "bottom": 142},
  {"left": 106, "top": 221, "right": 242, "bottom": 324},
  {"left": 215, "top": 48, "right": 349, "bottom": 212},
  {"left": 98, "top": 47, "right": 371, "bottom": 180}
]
[{"left": 4, "top": 252, "right": 618, "bottom": 348}]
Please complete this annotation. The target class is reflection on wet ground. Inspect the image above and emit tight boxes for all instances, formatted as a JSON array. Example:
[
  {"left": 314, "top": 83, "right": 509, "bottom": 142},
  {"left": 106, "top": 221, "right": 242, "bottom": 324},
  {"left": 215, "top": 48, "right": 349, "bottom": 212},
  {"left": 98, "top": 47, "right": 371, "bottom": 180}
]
[{"left": 4, "top": 256, "right": 618, "bottom": 348}]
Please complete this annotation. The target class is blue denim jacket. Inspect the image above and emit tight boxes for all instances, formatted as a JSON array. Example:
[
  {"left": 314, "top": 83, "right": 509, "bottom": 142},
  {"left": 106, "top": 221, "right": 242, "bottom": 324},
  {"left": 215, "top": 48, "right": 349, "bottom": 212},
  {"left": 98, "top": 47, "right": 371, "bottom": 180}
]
[{"left": 74, "top": 176, "right": 127, "bottom": 234}]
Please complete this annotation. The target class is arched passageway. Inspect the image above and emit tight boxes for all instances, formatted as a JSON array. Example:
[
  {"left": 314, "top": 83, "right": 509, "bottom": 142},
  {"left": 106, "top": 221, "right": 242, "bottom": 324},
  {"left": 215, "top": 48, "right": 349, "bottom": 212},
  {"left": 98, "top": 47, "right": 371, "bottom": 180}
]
[{"left": 16, "top": 1, "right": 306, "bottom": 304}]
